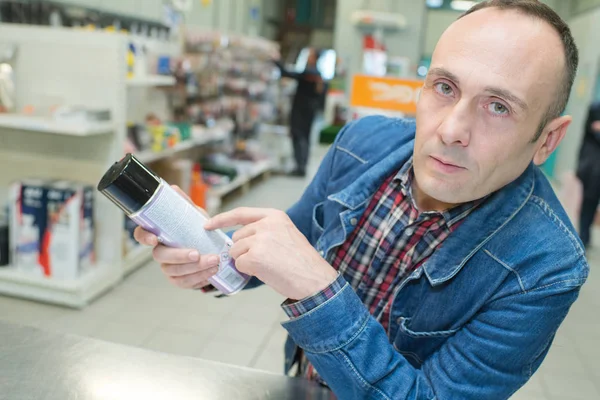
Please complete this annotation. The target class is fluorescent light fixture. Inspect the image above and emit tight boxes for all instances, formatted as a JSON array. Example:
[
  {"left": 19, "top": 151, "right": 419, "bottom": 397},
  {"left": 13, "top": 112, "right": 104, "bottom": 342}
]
[
  {"left": 450, "top": 0, "right": 477, "bottom": 11},
  {"left": 426, "top": 0, "right": 444, "bottom": 7}
]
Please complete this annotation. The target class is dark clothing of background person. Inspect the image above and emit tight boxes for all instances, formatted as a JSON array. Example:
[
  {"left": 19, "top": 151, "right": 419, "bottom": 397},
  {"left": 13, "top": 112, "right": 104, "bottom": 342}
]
[
  {"left": 274, "top": 60, "right": 323, "bottom": 177},
  {"left": 577, "top": 102, "right": 600, "bottom": 248}
]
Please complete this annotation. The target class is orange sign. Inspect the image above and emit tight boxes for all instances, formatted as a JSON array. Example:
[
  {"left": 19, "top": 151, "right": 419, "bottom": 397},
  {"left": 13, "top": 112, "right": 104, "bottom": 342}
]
[{"left": 350, "top": 75, "right": 423, "bottom": 114}]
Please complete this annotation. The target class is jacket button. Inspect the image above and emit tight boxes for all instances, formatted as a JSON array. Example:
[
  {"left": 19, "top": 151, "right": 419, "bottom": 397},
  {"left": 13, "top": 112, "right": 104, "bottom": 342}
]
[
  {"left": 319, "top": 250, "right": 325, "bottom": 256},
  {"left": 350, "top": 217, "right": 358, "bottom": 226}
]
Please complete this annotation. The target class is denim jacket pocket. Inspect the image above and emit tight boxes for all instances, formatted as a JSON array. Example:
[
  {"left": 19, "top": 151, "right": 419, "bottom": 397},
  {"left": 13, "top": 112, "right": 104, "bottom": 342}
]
[
  {"left": 393, "top": 317, "right": 460, "bottom": 368},
  {"left": 311, "top": 201, "right": 325, "bottom": 240}
]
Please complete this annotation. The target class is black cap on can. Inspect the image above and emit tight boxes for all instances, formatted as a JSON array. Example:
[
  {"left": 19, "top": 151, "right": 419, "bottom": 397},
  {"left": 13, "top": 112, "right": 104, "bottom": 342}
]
[{"left": 97, "top": 154, "right": 161, "bottom": 215}]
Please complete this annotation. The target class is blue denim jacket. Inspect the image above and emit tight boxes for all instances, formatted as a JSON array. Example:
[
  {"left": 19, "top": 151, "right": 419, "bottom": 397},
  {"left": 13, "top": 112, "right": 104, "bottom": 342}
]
[{"left": 272, "top": 116, "right": 588, "bottom": 400}]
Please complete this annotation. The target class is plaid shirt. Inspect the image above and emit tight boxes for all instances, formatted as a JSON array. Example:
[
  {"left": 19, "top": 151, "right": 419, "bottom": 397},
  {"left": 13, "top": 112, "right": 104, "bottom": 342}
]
[{"left": 282, "top": 158, "right": 481, "bottom": 383}]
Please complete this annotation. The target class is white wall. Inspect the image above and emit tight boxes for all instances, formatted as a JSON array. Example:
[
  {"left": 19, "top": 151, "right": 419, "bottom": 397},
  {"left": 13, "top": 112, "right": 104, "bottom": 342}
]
[
  {"left": 310, "top": 29, "right": 334, "bottom": 49},
  {"left": 423, "top": 9, "right": 460, "bottom": 57},
  {"left": 333, "top": 0, "right": 426, "bottom": 82},
  {"left": 571, "top": 0, "right": 600, "bottom": 14}
]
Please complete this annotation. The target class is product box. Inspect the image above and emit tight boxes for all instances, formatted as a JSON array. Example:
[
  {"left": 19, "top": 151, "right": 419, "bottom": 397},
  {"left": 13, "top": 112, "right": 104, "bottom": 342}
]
[
  {"left": 9, "top": 179, "right": 95, "bottom": 280},
  {"left": 46, "top": 181, "right": 96, "bottom": 279},
  {"left": 79, "top": 184, "right": 95, "bottom": 271},
  {"left": 9, "top": 179, "right": 51, "bottom": 276},
  {"left": 45, "top": 181, "right": 82, "bottom": 280},
  {"left": 0, "top": 215, "right": 8, "bottom": 267}
]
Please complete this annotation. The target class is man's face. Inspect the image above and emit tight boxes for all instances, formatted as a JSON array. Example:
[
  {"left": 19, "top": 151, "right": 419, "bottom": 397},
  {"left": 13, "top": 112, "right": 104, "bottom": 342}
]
[{"left": 414, "top": 8, "right": 565, "bottom": 206}]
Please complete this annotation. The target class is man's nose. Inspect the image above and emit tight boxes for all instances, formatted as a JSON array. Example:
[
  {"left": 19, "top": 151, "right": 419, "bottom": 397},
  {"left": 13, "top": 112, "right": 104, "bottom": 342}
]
[{"left": 437, "top": 101, "right": 471, "bottom": 146}]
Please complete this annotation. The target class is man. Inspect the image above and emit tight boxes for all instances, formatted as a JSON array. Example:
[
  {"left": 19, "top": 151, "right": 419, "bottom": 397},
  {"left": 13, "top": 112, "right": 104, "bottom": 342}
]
[
  {"left": 274, "top": 48, "right": 324, "bottom": 177},
  {"left": 135, "top": 1, "right": 588, "bottom": 399},
  {"left": 577, "top": 101, "right": 600, "bottom": 248}
]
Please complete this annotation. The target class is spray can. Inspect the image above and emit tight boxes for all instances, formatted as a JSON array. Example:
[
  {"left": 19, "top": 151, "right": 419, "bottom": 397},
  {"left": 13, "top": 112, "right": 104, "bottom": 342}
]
[{"left": 97, "top": 154, "right": 250, "bottom": 294}]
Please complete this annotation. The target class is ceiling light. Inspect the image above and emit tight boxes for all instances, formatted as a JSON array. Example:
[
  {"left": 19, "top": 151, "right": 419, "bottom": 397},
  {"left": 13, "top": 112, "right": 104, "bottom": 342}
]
[
  {"left": 426, "top": 0, "right": 444, "bottom": 7},
  {"left": 450, "top": 1, "right": 477, "bottom": 11}
]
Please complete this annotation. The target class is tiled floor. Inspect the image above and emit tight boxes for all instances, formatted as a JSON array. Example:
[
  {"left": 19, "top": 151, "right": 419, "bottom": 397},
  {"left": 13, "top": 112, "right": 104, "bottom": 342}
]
[{"left": 0, "top": 145, "right": 599, "bottom": 399}]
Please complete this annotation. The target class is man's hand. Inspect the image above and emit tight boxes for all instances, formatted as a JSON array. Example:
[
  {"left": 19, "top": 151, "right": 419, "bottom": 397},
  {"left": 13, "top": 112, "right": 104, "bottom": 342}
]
[
  {"left": 205, "top": 207, "right": 338, "bottom": 300},
  {"left": 133, "top": 185, "right": 220, "bottom": 290},
  {"left": 592, "top": 121, "right": 600, "bottom": 132}
]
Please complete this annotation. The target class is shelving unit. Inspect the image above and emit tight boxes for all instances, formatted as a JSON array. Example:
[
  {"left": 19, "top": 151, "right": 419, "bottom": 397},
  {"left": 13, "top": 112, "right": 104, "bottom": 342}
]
[
  {"left": 127, "top": 75, "right": 176, "bottom": 87},
  {"left": 0, "top": 265, "right": 121, "bottom": 308},
  {"left": 122, "top": 246, "right": 153, "bottom": 276},
  {"left": 0, "top": 115, "right": 113, "bottom": 136},
  {"left": 206, "top": 159, "right": 273, "bottom": 214},
  {"left": 0, "top": 24, "right": 180, "bottom": 308},
  {"left": 136, "top": 118, "right": 233, "bottom": 163},
  {"left": 0, "top": 24, "right": 275, "bottom": 308}
]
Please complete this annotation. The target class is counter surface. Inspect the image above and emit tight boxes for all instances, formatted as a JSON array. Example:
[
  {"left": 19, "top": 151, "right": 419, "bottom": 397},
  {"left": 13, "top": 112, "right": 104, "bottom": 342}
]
[{"left": 0, "top": 321, "right": 335, "bottom": 400}]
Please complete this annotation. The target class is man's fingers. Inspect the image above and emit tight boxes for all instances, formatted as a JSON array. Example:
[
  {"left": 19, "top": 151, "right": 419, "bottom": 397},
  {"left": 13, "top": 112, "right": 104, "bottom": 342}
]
[
  {"left": 229, "top": 236, "right": 254, "bottom": 260},
  {"left": 168, "top": 268, "right": 219, "bottom": 289},
  {"left": 153, "top": 245, "right": 201, "bottom": 264},
  {"left": 161, "top": 256, "right": 219, "bottom": 277},
  {"left": 153, "top": 246, "right": 220, "bottom": 267},
  {"left": 205, "top": 207, "right": 271, "bottom": 230},
  {"left": 191, "top": 280, "right": 211, "bottom": 290},
  {"left": 231, "top": 224, "right": 258, "bottom": 242},
  {"left": 134, "top": 226, "right": 158, "bottom": 247}
]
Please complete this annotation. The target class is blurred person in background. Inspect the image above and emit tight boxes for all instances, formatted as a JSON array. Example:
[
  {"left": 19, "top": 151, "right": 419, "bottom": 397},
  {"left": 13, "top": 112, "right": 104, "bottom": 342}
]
[
  {"left": 274, "top": 48, "right": 324, "bottom": 177},
  {"left": 135, "top": 1, "right": 589, "bottom": 399},
  {"left": 577, "top": 101, "right": 600, "bottom": 248}
]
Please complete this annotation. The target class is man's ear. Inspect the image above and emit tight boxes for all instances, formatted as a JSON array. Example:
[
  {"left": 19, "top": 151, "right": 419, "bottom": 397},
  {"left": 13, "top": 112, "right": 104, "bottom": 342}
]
[{"left": 533, "top": 115, "right": 572, "bottom": 165}]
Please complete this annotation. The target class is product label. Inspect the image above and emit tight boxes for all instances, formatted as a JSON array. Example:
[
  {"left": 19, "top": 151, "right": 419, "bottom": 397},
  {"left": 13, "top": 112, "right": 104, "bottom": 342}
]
[{"left": 131, "top": 183, "right": 249, "bottom": 293}]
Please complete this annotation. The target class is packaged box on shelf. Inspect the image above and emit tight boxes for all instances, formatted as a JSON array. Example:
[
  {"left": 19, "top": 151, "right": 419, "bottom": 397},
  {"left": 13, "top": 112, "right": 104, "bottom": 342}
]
[
  {"left": 9, "top": 179, "right": 95, "bottom": 280},
  {"left": 9, "top": 179, "right": 49, "bottom": 276},
  {"left": 0, "top": 215, "right": 8, "bottom": 267}
]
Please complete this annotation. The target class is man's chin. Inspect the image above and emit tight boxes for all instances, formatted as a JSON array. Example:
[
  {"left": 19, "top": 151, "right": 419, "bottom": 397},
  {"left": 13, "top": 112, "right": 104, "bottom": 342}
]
[{"left": 417, "top": 177, "right": 471, "bottom": 205}]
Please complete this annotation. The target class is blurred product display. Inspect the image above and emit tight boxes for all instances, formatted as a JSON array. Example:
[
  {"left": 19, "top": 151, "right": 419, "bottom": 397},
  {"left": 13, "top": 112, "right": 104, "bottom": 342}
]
[
  {"left": 0, "top": 22, "right": 278, "bottom": 307},
  {"left": 8, "top": 179, "right": 95, "bottom": 281}
]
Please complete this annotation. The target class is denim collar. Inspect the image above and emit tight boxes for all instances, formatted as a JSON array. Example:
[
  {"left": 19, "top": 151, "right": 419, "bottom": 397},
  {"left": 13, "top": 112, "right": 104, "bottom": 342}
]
[{"left": 328, "top": 141, "right": 535, "bottom": 285}]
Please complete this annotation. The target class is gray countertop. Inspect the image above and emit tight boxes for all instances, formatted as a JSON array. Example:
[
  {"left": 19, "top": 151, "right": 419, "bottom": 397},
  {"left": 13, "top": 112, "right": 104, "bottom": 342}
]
[{"left": 0, "top": 321, "right": 335, "bottom": 400}]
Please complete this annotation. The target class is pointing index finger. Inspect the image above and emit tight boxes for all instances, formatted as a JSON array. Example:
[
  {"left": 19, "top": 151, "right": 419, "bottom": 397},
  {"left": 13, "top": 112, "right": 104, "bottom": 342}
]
[{"left": 205, "top": 207, "right": 271, "bottom": 230}]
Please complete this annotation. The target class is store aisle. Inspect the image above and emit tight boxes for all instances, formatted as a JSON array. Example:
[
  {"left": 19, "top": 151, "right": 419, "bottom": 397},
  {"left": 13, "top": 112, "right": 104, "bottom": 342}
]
[{"left": 0, "top": 143, "right": 599, "bottom": 399}]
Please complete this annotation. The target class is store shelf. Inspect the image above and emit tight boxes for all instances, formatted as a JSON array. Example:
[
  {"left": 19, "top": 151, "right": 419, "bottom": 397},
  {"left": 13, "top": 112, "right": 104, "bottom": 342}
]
[
  {"left": 127, "top": 75, "right": 176, "bottom": 87},
  {"left": 0, "top": 265, "right": 120, "bottom": 308},
  {"left": 123, "top": 246, "right": 153, "bottom": 276},
  {"left": 208, "top": 159, "right": 273, "bottom": 199},
  {"left": 0, "top": 115, "right": 113, "bottom": 136},
  {"left": 136, "top": 120, "right": 232, "bottom": 163}
]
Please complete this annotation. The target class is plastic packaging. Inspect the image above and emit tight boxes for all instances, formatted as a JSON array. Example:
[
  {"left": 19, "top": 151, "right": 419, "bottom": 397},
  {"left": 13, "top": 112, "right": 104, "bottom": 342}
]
[{"left": 98, "top": 154, "right": 249, "bottom": 294}]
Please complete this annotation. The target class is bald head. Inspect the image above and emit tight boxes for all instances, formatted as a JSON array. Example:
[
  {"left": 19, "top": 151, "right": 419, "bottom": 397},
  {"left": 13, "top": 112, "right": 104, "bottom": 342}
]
[
  {"left": 458, "top": 0, "right": 578, "bottom": 140},
  {"left": 434, "top": 8, "right": 563, "bottom": 131}
]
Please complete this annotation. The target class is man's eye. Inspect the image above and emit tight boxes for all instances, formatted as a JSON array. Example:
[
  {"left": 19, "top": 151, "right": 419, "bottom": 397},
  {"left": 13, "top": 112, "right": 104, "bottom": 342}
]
[
  {"left": 489, "top": 102, "right": 509, "bottom": 116},
  {"left": 434, "top": 82, "right": 454, "bottom": 96}
]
